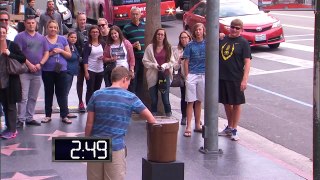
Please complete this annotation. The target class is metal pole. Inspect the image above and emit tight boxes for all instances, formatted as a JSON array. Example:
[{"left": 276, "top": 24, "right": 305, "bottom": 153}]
[
  {"left": 314, "top": 0, "right": 320, "bottom": 178},
  {"left": 199, "top": 0, "right": 222, "bottom": 154}
]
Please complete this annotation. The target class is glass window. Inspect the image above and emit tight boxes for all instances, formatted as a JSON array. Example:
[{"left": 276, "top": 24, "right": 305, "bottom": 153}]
[{"left": 220, "top": 0, "right": 261, "bottom": 18}]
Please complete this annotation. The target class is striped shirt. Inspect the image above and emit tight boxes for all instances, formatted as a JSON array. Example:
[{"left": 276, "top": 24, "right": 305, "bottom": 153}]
[
  {"left": 87, "top": 87, "right": 146, "bottom": 151},
  {"left": 123, "top": 21, "right": 145, "bottom": 59}
]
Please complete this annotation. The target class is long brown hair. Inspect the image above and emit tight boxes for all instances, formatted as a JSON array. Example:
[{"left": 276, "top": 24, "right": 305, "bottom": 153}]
[
  {"left": 107, "top": 25, "right": 125, "bottom": 45},
  {"left": 152, "top": 28, "right": 172, "bottom": 63}
]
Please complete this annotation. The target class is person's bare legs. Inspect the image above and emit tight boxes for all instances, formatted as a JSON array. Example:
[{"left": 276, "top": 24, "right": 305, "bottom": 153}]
[
  {"left": 186, "top": 102, "right": 194, "bottom": 132},
  {"left": 224, "top": 104, "right": 233, "bottom": 127},
  {"left": 230, "top": 105, "right": 241, "bottom": 129},
  {"left": 194, "top": 100, "right": 202, "bottom": 130}
]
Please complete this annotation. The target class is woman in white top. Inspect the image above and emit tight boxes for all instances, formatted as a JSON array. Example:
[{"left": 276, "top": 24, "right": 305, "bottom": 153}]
[
  {"left": 173, "top": 31, "right": 192, "bottom": 125},
  {"left": 103, "top": 25, "right": 135, "bottom": 87},
  {"left": 83, "top": 25, "right": 106, "bottom": 104}
]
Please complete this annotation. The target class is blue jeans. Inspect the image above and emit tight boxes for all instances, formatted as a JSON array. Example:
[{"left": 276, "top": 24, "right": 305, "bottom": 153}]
[
  {"left": 65, "top": 73, "right": 74, "bottom": 97},
  {"left": 42, "top": 71, "right": 69, "bottom": 118},
  {"left": 149, "top": 76, "right": 171, "bottom": 114}
]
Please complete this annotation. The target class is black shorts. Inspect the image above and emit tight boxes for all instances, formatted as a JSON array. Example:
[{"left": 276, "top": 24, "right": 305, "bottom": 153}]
[{"left": 219, "top": 80, "right": 245, "bottom": 105}]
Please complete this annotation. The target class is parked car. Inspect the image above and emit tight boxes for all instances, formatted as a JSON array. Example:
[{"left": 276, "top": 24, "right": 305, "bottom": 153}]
[
  {"left": 183, "top": 0, "right": 285, "bottom": 48},
  {"left": 56, "top": 0, "right": 73, "bottom": 28}
]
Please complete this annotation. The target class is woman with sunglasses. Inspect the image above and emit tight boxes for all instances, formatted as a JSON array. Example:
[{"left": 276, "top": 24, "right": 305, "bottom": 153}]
[
  {"left": 103, "top": 25, "right": 135, "bottom": 87},
  {"left": 83, "top": 25, "right": 106, "bottom": 104},
  {"left": 0, "top": 23, "right": 26, "bottom": 139},
  {"left": 142, "top": 28, "right": 175, "bottom": 116},
  {"left": 41, "top": 20, "right": 72, "bottom": 124},
  {"left": 173, "top": 31, "right": 192, "bottom": 125}
]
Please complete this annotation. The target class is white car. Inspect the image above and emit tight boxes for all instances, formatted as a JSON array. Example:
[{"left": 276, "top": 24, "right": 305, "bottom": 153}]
[{"left": 56, "top": 0, "right": 73, "bottom": 27}]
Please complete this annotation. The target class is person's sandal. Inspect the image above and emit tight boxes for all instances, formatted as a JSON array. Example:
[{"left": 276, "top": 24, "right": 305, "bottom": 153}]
[
  {"left": 41, "top": 117, "right": 52, "bottom": 123},
  {"left": 62, "top": 117, "right": 72, "bottom": 124}
]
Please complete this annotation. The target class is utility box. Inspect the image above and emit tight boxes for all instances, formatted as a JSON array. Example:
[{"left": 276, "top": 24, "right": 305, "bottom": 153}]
[{"left": 146, "top": 116, "right": 179, "bottom": 163}]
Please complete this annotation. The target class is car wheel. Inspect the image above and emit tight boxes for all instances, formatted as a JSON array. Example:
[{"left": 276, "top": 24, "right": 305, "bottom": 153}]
[{"left": 268, "top": 43, "right": 280, "bottom": 49}]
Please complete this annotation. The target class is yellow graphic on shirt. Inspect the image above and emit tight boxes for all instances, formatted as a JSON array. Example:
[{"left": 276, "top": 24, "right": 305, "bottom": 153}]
[{"left": 221, "top": 43, "right": 234, "bottom": 61}]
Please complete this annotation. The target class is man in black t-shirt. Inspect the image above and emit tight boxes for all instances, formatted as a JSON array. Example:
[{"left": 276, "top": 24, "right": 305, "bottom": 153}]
[{"left": 218, "top": 19, "right": 251, "bottom": 141}]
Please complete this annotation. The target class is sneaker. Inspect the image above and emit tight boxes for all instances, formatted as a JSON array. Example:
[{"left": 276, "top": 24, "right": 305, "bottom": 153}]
[
  {"left": 180, "top": 117, "right": 186, "bottom": 125},
  {"left": 78, "top": 102, "right": 86, "bottom": 113},
  {"left": 231, "top": 129, "right": 240, "bottom": 141},
  {"left": 16, "top": 121, "right": 24, "bottom": 128},
  {"left": 0, "top": 129, "right": 9, "bottom": 136},
  {"left": 41, "top": 117, "right": 52, "bottom": 123},
  {"left": 2, "top": 130, "right": 18, "bottom": 139},
  {"left": 26, "top": 120, "right": 41, "bottom": 126},
  {"left": 165, "top": 112, "right": 172, "bottom": 117},
  {"left": 218, "top": 126, "right": 232, "bottom": 136}
]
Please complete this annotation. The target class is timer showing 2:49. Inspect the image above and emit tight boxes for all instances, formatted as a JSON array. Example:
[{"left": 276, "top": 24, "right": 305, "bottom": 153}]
[{"left": 52, "top": 137, "right": 112, "bottom": 162}]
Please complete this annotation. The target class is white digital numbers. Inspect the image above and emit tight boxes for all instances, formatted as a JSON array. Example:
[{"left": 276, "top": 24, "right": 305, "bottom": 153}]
[
  {"left": 70, "top": 140, "right": 108, "bottom": 160},
  {"left": 97, "top": 140, "right": 108, "bottom": 159},
  {"left": 71, "top": 140, "right": 81, "bottom": 159}
]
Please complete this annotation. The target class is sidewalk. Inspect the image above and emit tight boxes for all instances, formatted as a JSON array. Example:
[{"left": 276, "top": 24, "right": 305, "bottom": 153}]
[{"left": 0, "top": 86, "right": 313, "bottom": 179}]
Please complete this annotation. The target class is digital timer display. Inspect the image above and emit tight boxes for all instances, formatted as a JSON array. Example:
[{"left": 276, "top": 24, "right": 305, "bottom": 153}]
[{"left": 52, "top": 137, "right": 112, "bottom": 162}]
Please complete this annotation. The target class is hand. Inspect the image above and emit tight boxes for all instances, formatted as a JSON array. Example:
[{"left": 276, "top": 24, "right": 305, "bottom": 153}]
[
  {"left": 2, "top": 49, "right": 10, "bottom": 56},
  {"left": 53, "top": 48, "right": 62, "bottom": 54},
  {"left": 28, "top": 63, "right": 37, "bottom": 73},
  {"left": 240, "top": 80, "right": 247, "bottom": 91},
  {"left": 157, "top": 65, "right": 163, "bottom": 71},
  {"left": 98, "top": 56, "right": 104, "bottom": 60},
  {"left": 85, "top": 72, "right": 90, "bottom": 80},
  {"left": 129, "top": 71, "right": 135, "bottom": 79},
  {"left": 35, "top": 64, "right": 42, "bottom": 71}
]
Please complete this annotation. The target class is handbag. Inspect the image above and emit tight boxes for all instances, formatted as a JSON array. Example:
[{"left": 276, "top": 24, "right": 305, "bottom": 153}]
[
  {"left": 170, "top": 69, "right": 184, "bottom": 87},
  {"left": 158, "top": 71, "right": 168, "bottom": 94},
  {"left": 7, "top": 57, "right": 28, "bottom": 75},
  {"left": 104, "top": 61, "right": 116, "bottom": 72}
]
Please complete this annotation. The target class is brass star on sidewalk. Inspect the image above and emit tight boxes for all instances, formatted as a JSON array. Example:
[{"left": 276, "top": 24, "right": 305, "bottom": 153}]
[
  {"left": 33, "top": 130, "right": 84, "bottom": 140},
  {"left": 1, "top": 143, "right": 35, "bottom": 156},
  {"left": 2, "top": 172, "right": 56, "bottom": 180}
]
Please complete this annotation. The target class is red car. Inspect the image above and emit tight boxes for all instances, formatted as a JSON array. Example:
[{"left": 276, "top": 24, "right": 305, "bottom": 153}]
[{"left": 183, "top": 0, "right": 285, "bottom": 48}]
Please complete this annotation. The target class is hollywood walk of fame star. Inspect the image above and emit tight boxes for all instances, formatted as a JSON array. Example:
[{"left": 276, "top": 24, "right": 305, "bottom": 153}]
[
  {"left": 33, "top": 130, "right": 84, "bottom": 140},
  {"left": 1, "top": 143, "right": 35, "bottom": 156},
  {"left": 2, "top": 172, "right": 56, "bottom": 180}
]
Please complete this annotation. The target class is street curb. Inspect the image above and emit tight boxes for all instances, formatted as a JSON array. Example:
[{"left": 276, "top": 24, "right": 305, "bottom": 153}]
[{"left": 168, "top": 93, "right": 312, "bottom": 179}]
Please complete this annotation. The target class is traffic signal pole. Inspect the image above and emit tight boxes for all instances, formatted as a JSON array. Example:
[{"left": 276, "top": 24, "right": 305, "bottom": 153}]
[
  {"left": 199, "top": 0, "right": 222, "bottom": 154},
  {"left": 314, "top": 0, "right": 320, "bottom": 179}
]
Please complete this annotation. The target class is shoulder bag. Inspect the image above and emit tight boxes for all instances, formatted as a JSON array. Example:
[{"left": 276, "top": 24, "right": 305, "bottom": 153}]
[
  {"left": 7, "top": 56, "right": 28, "bottom": 75},
  {"left": 170, "top": 69, "right": 184, "bottom": 87}
]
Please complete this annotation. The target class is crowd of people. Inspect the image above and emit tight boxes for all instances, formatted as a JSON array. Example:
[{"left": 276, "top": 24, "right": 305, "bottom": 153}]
[{"left": 0, "top": 0, "right": 251, "bottom": 179}]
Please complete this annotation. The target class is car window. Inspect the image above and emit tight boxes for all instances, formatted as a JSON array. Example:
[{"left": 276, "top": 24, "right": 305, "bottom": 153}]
[
  {"left": 220, "top": 0, "right": 261, "bottom": 17},
  {"left": 193, "top": 3, "right": 206, "bottom": 17}
]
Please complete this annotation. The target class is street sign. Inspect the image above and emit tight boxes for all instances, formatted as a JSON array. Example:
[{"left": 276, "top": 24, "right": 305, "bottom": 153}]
[{"left": 258, "top": 0, "right": 315, "bottom": 11}]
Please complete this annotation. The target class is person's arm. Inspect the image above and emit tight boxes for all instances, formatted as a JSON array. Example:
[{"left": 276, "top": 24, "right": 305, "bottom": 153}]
[
  {"left": 37, "top": 51, "right": 49, "bottom": 71},
  {"left": 85, "top": 111, "right": 95, "bottom": 136},
  {"left": 140, "top": 108, "right": 156, "bottom": 124},
  {"left": 184, "top": 59, "right": 189, "bottom": 79},
  {"left": 142, "top": 45, "right": 158, "bottom": 69},
  {"left": 8, "top": 41, "right": 26, "bottom": 63},
  {"left": 240, "top": 58, "right": 251, "bottom": 91}
]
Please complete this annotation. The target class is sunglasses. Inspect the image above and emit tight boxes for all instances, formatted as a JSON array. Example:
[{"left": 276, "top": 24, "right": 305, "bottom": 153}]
[
  {"left": 230, "top": 26, "right": 241, "bottom": 30},
  {"left": 98, "top": 24, "right": 106, "bottom": 28},
  {"left": 0, "top": 19, "right": 9, "bottom": 22}
]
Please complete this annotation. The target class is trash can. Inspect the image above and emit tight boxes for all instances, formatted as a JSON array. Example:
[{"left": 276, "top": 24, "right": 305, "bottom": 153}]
[{"left": 147, "top": 116, "right": 179, "bottom": 163}]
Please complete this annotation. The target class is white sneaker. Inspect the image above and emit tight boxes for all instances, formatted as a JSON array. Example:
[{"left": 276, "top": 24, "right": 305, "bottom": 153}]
[{"left": 230, "top": 129, "right": 240, "bottom": 141}]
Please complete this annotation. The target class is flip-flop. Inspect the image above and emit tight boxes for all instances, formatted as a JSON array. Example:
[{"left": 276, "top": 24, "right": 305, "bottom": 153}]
[
  {"left": 183, "top": 131, "right": 191, "bottom": 137},
  {"left": 67, "top": 114, "right": 77, "bottom": 118},
  {"left": 193, "top": 128, "right": 203, "bottom": 133}
]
